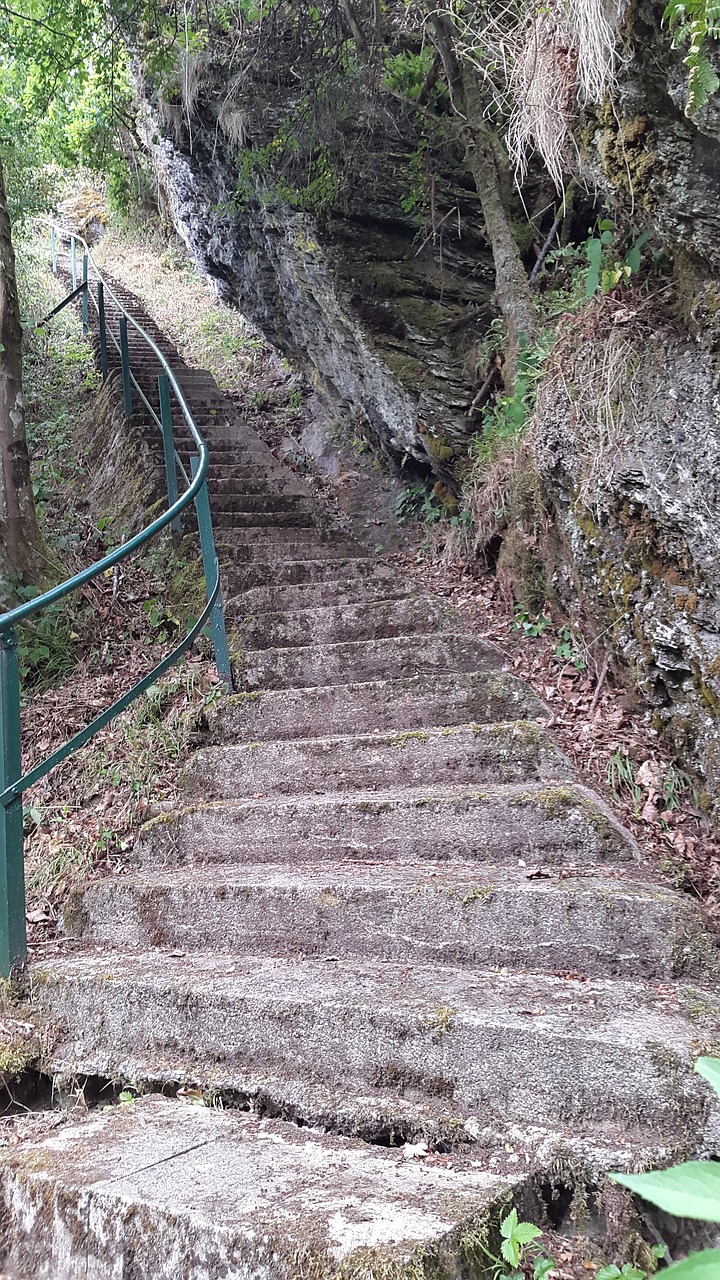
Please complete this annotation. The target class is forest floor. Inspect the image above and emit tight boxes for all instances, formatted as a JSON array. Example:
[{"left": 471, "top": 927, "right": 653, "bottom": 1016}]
[{"left": 19, "top": 221, "right": 720, "bottom": 954}]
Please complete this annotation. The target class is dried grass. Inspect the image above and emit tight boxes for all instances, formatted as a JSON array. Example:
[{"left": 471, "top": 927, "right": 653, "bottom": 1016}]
[{"left": 508, "top": 0, "right": 629, "bottom": 187}]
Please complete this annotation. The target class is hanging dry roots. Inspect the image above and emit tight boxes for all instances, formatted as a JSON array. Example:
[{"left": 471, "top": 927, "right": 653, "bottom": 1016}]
[{"left": 506, "top": 0, "right": 628, "bottom": 189}]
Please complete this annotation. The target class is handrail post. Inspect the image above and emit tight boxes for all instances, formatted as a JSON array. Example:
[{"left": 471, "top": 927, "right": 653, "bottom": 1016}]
[
  {"left": 81, "top": 254, "right": 89, "bottom": 336},
  {"left": 70, "top": 236, "right": 77, "bottom": 291},
  {"left": 158, "top": 375, "right": 181, "bottom": 535},
  {"left": 97, "top": 283, "right": 108, "bottom": 381},
  {"left": 50, "top": 226, "right": 57, "bottom": 274},
  {"left": 119, "top": 316, "right": 132, "bottom": 417},
  {"left": 0, "top": 629, "right": 27, "bottom": 977},
  {"left": 190, "top": 455, "right": 231, "bottom": 684}
]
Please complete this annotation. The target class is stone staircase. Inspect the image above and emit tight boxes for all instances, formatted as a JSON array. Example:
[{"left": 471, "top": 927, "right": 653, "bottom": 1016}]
[{"left": 3, "top": 275, "right": 719, "bottom": 1277}]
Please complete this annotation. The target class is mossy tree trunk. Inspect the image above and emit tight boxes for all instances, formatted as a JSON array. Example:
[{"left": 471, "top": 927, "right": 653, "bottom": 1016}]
[
  {"left": 427, "top": 10, "right": 538, "bottom": 383},
  {"left": 0, "top": 156, "right": 44, "bottom": 600}
]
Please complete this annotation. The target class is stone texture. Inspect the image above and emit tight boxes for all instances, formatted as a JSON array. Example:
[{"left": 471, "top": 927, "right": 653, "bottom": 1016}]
[
  {"left": 67, "top": 861, "right": 718, "bottom": 982},
  {"left": 206, "top": 671, "right": 548, "bottom": 742},
  {"left": 134, "top": 782, "right": 637, "bottom": 870},
  {"left": 33, "top": 953, "right": 717, "bottom": 1139},
  {"left": 0, "top": 1095, "right": 518, "bottom": 1280},
  {"left": 182, "top": 721, "right": 571, "bottom": 800}
]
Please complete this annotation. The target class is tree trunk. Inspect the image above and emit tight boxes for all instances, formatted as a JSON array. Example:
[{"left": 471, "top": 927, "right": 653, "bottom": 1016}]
[
  {"left": 427, "top": 13, "right": 538, "bottom": 383},
  {"left": 0, "top": 156, "right": 43, "bottom": 597},
  {"left": 460, "top": 63, "right": 538, "bottom": 375}
]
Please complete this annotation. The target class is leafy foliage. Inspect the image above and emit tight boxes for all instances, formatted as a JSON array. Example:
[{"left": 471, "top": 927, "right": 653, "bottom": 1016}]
[
  {"left": 664, "top": 0, "right": 720, "bottom": 112},
  {"left": 611, "top": 1057, "right": 720, "bottom": 1274}
]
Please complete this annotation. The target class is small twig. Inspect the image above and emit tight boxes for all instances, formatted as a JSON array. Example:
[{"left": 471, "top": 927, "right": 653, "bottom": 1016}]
[
  {"left": 467, "top": 356, "right": 502, "bottom": 416},
  {"left": 112, "top": 534, "right": 126, "bottom": 599},
  {"left": 588, "top": 651, "right": 610, "bottom": 719}
]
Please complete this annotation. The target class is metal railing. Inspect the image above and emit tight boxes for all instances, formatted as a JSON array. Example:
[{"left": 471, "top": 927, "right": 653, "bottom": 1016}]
[{"left": 0, "top": 226, "right": 232, "bottom": 977}]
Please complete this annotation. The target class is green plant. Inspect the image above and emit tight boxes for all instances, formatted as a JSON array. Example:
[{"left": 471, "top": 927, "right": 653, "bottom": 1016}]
[
  {"left": 664, "top": 0, "right": 720, "bottom": 113},
  {"left": 512, "top": 606, "right": 551, "bottom": 637},
  {"left": 476, "top": 1208, "right": 549, "bottom": 1278},
  {"left": 584, "top": 222, "right": 652, "bottom": 297},
  {"left": 470, "top": 329, "right": 555, "bottom": 469},
  {"left": 395, "top": 481, "right": 447, "bottom": 525},
  {"left": 607, "top": 749, "right": 643, "bottom": 812},
  {"left": 610, "top": 1057, "right": 720, "bottom": 1276},
  {"left": 555, "top": 624, "right": 587, "bottom": 671}
]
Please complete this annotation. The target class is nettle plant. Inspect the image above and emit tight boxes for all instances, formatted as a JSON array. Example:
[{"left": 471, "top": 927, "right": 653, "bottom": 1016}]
[{"left": 610, "top": 1057, "right": 720, "bottom": 1277}]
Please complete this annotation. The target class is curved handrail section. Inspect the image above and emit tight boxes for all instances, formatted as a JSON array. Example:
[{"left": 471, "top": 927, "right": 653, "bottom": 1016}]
[{"left": 0, "top": 224, "right": 233, "bottom": 976}]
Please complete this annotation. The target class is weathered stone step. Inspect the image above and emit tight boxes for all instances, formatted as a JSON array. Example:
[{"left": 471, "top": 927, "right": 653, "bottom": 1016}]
[
  {"left": 207, "top": 464, "right": 304, "bottom": 486},
  {"left": 225, "top": 556, "right": 377, "bottom": 590},
  {"left": 205, "top": 492, "right": 314, "bottom": 514},
  {"left": 218, "top": 530, "right": 361, "bottom": 563},
  {"left": 33, "top": 954, "right": 714, "bottom": 1138},
  {"left": 225, "top": 596, "right": 457, "bottom": 649},
  {"left": 208, "top": 670, "right": 547, "bottom": 742},
  {"left": 232, "top": 632, "right": 503, "bottom": 691},
  {"left": 233, "top": 572, "right": 411, "bottom": 613},
  {"left": 0, "top": 1095, "right": 520, "bottom": 1280},
  {"left": 212, "top": 508, "right": 317, "bottom": 529},
  {"left": 183, "top": 721, "right": 570, "bottom": 800},
  {"left": 67, "top": 862, "right": 717, "bottom": 983},
  {"left": 136, "top": 782, "right": 636, "bottom": 871}
]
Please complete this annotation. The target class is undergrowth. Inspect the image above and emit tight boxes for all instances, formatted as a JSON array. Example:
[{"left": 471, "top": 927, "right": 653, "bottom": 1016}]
[{"left": 17, "top": 234, "right": 225, "bottom": 940}]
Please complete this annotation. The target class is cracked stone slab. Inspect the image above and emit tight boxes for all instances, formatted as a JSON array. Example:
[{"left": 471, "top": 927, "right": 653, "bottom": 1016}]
[
  {"left": 0, "top": 1095, "right": 519, "bottom": 1280},
  {"left": 134, "top": 782, "right": 638, "bottom": 870},
  {"left": 67, "top": 861, "right": 718, "bottom": 983}
]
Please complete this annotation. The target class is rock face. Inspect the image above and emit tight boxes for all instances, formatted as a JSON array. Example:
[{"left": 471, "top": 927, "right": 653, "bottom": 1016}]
[
  {"left": 533, "top": 312, "right": 720, "bottom": 808},
  {"left": 529, "top": 4, "right": 720, "bottom": 811},
  {"left": 140, "top": 100, "right": 493, "bottom": 470}
]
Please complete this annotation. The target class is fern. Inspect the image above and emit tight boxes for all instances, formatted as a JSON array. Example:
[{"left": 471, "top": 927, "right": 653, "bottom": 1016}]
[{"left": 664, "top": 0, "right": 720, "bottom": 112}]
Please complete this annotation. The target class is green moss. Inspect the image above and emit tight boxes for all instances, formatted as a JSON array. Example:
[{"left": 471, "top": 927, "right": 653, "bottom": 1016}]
[
  {"left": 461, "top": 886, "right": 494, "bottom": 908},
  {"left": 390, "top": 730, "right": 430, "bottom": 749}
]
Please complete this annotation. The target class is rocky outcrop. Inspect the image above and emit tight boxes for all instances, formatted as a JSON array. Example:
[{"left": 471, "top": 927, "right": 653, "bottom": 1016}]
[
  {"left": 527, "top": 4, "right": 720, "bottom": 812},
  {"left": 533, "top": 307, "right": 720, "bottom": 809},
  {"left": 139, "top": 98, "right": 493, "bottom": 472}
]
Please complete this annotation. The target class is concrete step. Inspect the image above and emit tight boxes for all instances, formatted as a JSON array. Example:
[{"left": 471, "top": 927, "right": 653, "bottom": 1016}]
[
  {"left": 0, "top": 1095, "right": 520, "bottom": 1280},
  {"left": 32, "top": 953, "right": 714, "bottom": 1139},
  {"left": 232, "top": 632, "right": 504, "bottom": 691},
  {"left": 225, "top": 596, "right": 458, "bottom": 649},
  {"left": 212, "top": 509, "right": 317, "bottom": 529},
  {"left": 67, "top": 862, "right": 718, "bottom": 983},
  {"left": 232, "top": 572, "right": 412, "bottom": 613},
  {"left": 219, "top": 531, "right": 361, "bottom": 563},
  {"left": 136, "top": 782, "right": 637, "bottom": 870},
  {"left": 207, "top": 670, "right": 548, "bottom": 742},
  {"left": 224, "top": 556, "right": 378, "bottom": 591},
  {"left": 182, "top": 721, "right": 571, "bottom": 800},
  {"left": 206, "top": 493, "right": 314, "bottom": 514}
]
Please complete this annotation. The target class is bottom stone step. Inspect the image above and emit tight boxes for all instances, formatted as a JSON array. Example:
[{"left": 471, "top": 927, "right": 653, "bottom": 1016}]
[{"left": 0, "top": 1095, "right": 518, "bottom": 1280}]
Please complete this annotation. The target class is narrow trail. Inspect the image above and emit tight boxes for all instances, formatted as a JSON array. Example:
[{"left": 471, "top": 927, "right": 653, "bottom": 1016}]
[{"left": 3, "top": 273, "right": 719, "bottom": 1277}]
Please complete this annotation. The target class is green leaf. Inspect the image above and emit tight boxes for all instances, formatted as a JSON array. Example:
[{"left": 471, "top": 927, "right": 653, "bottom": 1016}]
[
  {"left": 534, "top": 1258, "right": 556, "bottom": 1280},
  {"left": 610, "top": 1162, "right": 720, "bottom": 1221},
  {"left": 625, "top": 231, "right": 652, "bottom": 273},
  {"left": 501, "top": 1239, "right": 520, "bottom": 1267},
  {"left": 695, "top": 1056, "right": 720, "bottom": 1098},
  {"left": 513, "top": 1223, "right": 543, "bottom": 1245},
  {"left": 500, "top": 1209, "right": 518, "bottom": 1238},
  {"left": 664, "top": 1250, "right": 720, "bottom": 1277},
  {"left": 594, "top": 1268, "right": 621, "bottom": 1280}
]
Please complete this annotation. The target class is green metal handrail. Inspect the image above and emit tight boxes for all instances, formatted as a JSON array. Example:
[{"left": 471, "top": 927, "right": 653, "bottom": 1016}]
[{"left": 0, "top": 225, "right": 233, "bottom": 976}]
